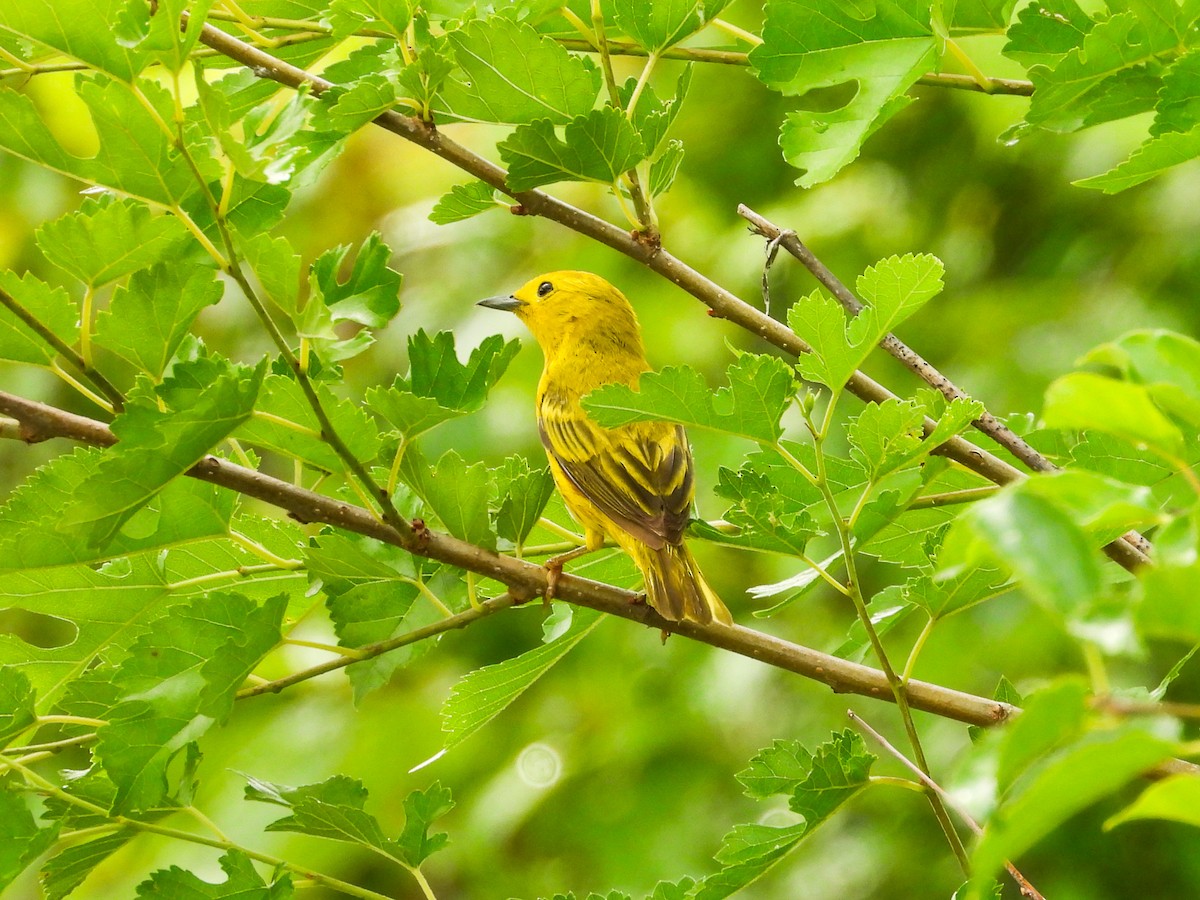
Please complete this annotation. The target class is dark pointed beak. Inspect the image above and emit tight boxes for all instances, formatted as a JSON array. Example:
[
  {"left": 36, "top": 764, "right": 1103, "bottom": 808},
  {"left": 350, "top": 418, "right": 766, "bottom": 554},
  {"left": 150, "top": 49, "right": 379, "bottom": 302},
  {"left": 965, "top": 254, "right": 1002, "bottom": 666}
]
[{"left": 477, "top": 294, "right": 523, "bottom": 312}]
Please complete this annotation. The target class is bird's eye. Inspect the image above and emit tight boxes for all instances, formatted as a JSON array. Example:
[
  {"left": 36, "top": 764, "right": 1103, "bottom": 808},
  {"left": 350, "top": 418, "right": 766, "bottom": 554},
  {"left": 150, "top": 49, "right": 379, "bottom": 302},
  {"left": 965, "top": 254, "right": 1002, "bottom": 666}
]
[{"left": 537, "top": 281, "right": 553, "bottom": 297}]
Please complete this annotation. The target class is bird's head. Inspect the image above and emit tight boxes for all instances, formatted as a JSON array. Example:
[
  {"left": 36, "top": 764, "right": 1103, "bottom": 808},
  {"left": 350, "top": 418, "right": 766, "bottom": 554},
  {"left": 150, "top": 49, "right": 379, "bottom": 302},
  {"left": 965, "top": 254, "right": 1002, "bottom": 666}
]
[{"left": 478, "top": 271, "right": 643, "bottom": 360}]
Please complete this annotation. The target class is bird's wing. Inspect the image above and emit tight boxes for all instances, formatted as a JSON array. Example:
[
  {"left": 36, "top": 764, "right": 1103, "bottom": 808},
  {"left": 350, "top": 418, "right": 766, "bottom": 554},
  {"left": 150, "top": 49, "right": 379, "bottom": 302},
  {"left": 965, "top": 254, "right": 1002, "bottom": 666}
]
[{"left": 538, "top": 399, "right": 694, "bottom": 550}]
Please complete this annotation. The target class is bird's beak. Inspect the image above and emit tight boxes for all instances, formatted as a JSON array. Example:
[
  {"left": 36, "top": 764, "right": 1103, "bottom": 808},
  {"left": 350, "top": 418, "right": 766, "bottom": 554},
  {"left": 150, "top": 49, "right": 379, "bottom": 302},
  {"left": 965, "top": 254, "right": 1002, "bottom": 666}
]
[{"left": 477, "top": 294, "right": 524, "bottom": 312}]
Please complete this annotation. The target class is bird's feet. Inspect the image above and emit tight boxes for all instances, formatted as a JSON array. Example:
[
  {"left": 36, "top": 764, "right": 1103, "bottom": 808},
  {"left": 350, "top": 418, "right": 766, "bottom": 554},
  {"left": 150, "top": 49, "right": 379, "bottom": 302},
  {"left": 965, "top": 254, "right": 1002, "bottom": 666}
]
[{"left": 544, "top": 559, "right": 564, "bottom": 602}]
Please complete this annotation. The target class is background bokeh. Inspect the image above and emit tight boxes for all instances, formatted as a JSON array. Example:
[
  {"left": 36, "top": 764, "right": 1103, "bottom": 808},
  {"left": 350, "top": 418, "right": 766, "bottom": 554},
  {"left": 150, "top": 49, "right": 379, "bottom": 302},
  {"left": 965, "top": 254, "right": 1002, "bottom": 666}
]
[{"left": 2, "top": 10, "right": 1200, "bottom": 900}]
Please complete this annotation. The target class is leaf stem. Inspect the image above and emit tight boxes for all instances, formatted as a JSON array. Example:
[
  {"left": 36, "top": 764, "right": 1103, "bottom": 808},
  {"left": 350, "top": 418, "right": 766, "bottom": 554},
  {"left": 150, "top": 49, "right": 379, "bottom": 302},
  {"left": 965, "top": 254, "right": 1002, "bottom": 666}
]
[
  {"left": 901, "top": 614, "right": 936, "bottom": 684},
  {"left": 49, "top": 361, "right": 115, "bottom": 414},
  {"left": 228, "top": 529, "right": 303, "bottom": 569},
  {"left": 625, "top": 51, "right": 659, "bottom": 115},
  {"left": 0, "top": 285, "right": 124, "bottom": 411},
  {"left": 708, "top": 17, "right": 763, "bottom": 46},
  {"left": 814, "top": 425, "right": 970, "bottom": 872}
]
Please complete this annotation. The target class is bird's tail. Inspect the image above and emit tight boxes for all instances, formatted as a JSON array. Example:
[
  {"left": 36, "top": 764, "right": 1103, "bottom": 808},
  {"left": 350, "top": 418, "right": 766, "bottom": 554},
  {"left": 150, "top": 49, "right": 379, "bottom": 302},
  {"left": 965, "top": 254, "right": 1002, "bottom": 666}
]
[{"left": 639, "top": 542, "right": 732, "bottom": 626}]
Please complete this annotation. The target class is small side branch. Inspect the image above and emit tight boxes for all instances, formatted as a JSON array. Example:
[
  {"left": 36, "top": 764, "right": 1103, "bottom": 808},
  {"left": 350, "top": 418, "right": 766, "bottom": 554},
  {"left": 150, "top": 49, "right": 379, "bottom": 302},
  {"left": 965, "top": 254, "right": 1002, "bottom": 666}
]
[
  {"left": 737, "top": 203, "right": 1153, "bottom": 572},
  {"left": 849, "top": 711, "right": 1047, "bottom": 900}
]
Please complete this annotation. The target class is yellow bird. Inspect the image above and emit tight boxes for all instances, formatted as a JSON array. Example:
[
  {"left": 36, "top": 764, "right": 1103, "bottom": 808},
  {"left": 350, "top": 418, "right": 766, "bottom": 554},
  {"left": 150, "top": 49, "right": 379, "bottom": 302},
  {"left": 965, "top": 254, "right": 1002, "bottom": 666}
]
[{"left": 479, "top": 271, "right": 732, "bottom": 626}]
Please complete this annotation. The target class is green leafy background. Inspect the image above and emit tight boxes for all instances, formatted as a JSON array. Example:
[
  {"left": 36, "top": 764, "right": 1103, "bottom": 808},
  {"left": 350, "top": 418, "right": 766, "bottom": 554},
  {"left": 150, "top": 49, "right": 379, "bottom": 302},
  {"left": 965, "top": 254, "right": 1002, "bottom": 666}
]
[{"left": 1, "top": 1, "right": 1200, "bottom": 898}]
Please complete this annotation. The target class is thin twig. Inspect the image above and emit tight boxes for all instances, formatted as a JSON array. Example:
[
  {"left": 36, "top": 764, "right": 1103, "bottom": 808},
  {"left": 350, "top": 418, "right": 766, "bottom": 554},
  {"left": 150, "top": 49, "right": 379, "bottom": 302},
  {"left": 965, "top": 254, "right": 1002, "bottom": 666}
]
[
  {"left": 736, "top": 203, "right": 1154, "bottom": 572},
  {"left": 849, "top": 711, "right": 1048, "bottom": 900},
  {"left": 238, "top": 594, "right": 518, "bottom": 698}
]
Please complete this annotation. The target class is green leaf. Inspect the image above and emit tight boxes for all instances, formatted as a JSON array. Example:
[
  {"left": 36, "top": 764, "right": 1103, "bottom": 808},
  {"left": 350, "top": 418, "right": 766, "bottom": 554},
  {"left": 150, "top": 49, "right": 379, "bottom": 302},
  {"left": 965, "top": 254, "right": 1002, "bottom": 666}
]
[
  {"left": 306, "top": 532, "right": 447, "bottom": 702},
  {"left": 973, "top": 729, "right": 1175, "bottom": 884},
  {"left": 241, "top": 232, "right": 302, "bottom": 313},
  {"left": 41, "top": 832, "right": 135, "bottom": 900},
  {"left": 193, "top": 70, "right": 319, "bottom": 186},
  {"left": 0, "top": 78, "right": 200, "bottom": 207},
  {"left": 0, "top": 666, "right": 36, "bottom": 746},
  {"left": 366, "top": 330, "right": 520, "bottom": 438},
  {"left": 0, "top": 270, "right": 77, "bottom": 367},
  {"left": 1137, "top": 560, "right": 1200, "bottom": 644},
  {"left": 1002, "top": 0, "right": 1093, "bottom": 68},
  {"left": 397, "top": 38, "right": 456, "bottom": 114},
  {"left": 1076, "top": 124, "right": 1200, "bottom": 193},
  {"left": 499, "top": 108, "right": 646, "bottom": 191},
  {"left": 395, "top": 782, "right": 456, "bottom": 867},
  {"left": 582, "top": 353, "right": 795, "bottom": 443},
  {"left": 1024, "top": 9, "right": 1179, "bottom": 133},
  {"left": 699, "top": 731, "right": 873, "bottom": 898},
  {"left": 943, "top": 487, "right": 1102, "bottom": 618},
  {"left": 1154, "top": 49, "right": 1200, "bottom": 136},
  {"left": 0, "top": 792, "right": 60, "bottom": 892},
  {"left": 847, "top": 398, "right": 926, "bottom": 478},
  {"left": 612, "top": 0, "right": 731, "bottom": 52},
  {"left": 648, "top": 139, "right": 684, "bottom": 196},
  {"left": 751, "top": 0, "right": 936, "bottom": 186},
  {"left": 0, "top": 447, "right": 235, "bottom": 570},
  {"left": 328, "top": 0, "right": 415, "bottom": 39},
  {"left": 135, "top": 850, "right": 293, "bottom": 899},
  {"left": 948, "top": 0, "right": 1017, "bottom": 30},
  {"left": 1043, "top": 372, "right": 1185, "bottom": 459},
  {"left": 116, "top": 0, "right": 216, "bottom": 75},
  {"left": 1106, "top": 774, "right": 1200, "bottom": 831},
  {"left": 995, "top": 677, "right": 1089, "bottom": 793},
  {"left": 790, "top": 254, "right": 944, "bottom": 389},
  {"left": 57, "top": 359, "right": 262, "bottom": 549},
  {"left": 35, "top": 197, "right": 191, "bottom": 286},
  {"left": 833, "top": 585, "right": 915, "bottom": 662},
  {"left": 493, "top": 455, "right": 556, "bottom": 549},
  {"left": 402, "top": 448, "right": 496, "bottom": 550},
  {"left": 441, "top": 16, "right": 599, "bottom": 125},
  {"left": 95, "top": 263, "right": 223, "bottom": 377},
  {"left": 441, "top": 608, "right": 602, "bottom": 749},
  {"left": 430, "top": 180, "right": 501, "bottom": 224},
  {"left": 315, "top": 76, "right": 398, "bottom": 135},
  {"left": 0, "top": 1, "right": 149, "bottom": 80},
  {"left": 904, "top": 566, "right": 1011, "bottom": 619},
  {"left": 245, "top": 774, "right": 453, "bottom": 868},
  {"left": 238, "top": 373, "right": 380, "bottom": 473},
  {"left": 298, "top": 232, "right": 403, "bottom": 362},
  {"left": 705, "top": 467, "right": 817, "bottom": 556},
  {"left": 93, "top": 593, "right": 287, "bottom": 813}
]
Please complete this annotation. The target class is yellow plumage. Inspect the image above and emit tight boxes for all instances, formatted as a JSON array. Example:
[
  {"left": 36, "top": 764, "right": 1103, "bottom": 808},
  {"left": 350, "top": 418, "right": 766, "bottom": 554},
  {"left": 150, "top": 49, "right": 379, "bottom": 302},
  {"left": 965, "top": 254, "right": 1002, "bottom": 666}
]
[{"left": 478, "top": 271, "right": 732, "bottom": 626}]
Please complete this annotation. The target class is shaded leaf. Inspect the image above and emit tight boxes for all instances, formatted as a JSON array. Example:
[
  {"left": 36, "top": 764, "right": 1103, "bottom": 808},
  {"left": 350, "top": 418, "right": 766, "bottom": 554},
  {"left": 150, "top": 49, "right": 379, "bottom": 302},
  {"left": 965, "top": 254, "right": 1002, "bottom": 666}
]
[
  {"left": 583, "top": 354, "right": 795, "bottom": 443},
  {"left": 430, "top": 180, "right": 501, "bottom": 224},
  {"left": 442, "top": 16, "right": 599, "bottom": 125},
  {"left": 441, "top": 608, "right": 602, "bottom": 749},
  {"left": 499, "top": 108, "right": 645, "bottom": 192},
  {"left": 35, "top": 197, "right": 191, "bottom": 287}
]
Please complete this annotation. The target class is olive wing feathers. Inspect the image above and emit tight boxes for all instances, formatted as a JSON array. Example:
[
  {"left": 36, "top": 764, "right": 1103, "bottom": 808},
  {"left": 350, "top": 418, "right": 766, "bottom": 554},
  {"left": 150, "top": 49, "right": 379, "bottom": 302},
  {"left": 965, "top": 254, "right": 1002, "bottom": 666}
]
[{"left": 538, "top": 401, "right": 694, "bottom": 550}]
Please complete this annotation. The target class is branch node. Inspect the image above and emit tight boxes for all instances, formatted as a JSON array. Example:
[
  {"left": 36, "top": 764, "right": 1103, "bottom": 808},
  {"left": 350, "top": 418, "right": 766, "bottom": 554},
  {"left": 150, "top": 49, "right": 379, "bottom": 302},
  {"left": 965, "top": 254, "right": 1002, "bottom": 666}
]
[{"left": 508, "top": 204, "right": 529, "bottom": 216}]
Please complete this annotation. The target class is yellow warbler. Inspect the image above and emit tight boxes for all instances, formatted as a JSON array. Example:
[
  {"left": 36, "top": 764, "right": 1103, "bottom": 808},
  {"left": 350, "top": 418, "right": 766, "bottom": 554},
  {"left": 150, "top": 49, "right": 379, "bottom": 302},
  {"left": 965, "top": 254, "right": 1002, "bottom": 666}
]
[{"left": 479, "top": 271, "right": 732, "bottom": 626}]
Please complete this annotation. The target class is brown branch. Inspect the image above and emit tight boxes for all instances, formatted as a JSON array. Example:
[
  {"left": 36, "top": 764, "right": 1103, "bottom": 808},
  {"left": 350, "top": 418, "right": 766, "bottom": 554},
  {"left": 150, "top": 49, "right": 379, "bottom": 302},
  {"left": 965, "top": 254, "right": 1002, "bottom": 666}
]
[
  {"left": 6, "top": 390, "right": 1199, "bottom": 787},
  {"left": 0, "top": 388, "right": 1014, "bottom": 728},
  {"left": 193, "top": 21, "right": 1029, "bottom": 490},
  {"left": 737, "top": 204, "right": 1153, "bottom": 573}
]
